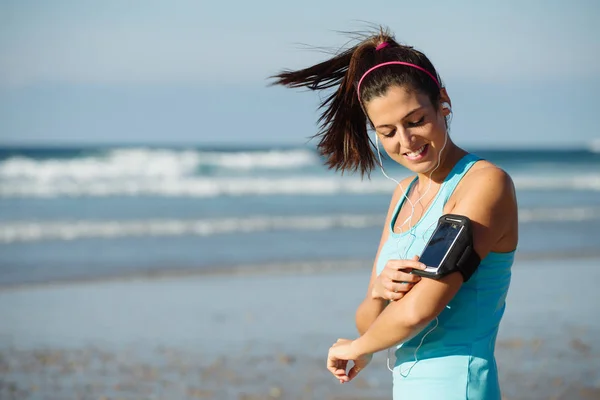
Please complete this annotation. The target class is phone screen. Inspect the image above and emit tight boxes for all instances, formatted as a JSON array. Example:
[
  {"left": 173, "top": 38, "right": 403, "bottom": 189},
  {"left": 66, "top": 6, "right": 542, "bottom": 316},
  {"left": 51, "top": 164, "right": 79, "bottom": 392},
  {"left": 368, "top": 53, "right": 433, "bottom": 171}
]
[{"left": 419, "top": 222, "right": 463, "bottom": 270}]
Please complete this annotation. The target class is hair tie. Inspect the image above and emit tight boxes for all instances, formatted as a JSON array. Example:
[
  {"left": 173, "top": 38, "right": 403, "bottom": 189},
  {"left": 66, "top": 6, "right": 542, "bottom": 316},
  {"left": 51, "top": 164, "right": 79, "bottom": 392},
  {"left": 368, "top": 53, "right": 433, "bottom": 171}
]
[{"left": 375, "top": 42, "right": 389, "bottom": 51}]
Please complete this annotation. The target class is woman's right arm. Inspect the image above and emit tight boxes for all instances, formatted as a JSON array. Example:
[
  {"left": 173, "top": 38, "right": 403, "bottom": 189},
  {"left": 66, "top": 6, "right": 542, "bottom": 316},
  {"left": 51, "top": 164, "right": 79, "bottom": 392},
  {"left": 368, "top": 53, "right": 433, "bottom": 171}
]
[
  {"left": 355, "top": 239, "right": 389, "bottom": 336},
  {"left": 355, "top": 177, "right": 423, "bottom": 336}
]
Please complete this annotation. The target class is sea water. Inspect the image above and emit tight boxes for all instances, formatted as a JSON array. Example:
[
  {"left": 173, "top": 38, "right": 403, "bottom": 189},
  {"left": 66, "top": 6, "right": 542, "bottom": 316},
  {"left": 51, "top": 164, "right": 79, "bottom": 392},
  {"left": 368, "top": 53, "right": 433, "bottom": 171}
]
[{"left": 1, "top": 145, "right": 599, "bottom": 286}]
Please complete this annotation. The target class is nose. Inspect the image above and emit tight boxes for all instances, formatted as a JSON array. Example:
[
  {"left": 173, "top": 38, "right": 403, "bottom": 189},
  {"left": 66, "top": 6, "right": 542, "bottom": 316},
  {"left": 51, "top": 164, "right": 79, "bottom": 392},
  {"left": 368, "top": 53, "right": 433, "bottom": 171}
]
[{"left": 397, "top": 128, "right": 416, "bottom": 150}]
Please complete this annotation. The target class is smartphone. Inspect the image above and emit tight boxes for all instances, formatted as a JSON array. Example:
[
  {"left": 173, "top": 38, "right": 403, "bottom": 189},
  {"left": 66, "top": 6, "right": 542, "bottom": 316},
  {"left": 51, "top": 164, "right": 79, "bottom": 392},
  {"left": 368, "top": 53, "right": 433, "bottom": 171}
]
[{"left": 414, "top": 216, "right": 465, "bottom": 278}]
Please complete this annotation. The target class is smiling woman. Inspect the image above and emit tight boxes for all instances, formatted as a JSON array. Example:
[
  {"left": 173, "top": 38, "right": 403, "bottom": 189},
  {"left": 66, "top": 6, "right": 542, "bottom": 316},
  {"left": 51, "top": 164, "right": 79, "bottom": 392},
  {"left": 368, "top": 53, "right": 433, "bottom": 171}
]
[{"left": 270, "top": 27, "right": 518, "bottom": 400}]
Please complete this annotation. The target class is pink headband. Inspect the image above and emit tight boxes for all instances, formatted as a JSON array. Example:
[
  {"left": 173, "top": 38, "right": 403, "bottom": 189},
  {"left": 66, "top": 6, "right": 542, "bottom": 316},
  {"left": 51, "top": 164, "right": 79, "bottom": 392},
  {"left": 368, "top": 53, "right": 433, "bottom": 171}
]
[{"left": 356, "top": 61, "right": 440, "bottom": 99}]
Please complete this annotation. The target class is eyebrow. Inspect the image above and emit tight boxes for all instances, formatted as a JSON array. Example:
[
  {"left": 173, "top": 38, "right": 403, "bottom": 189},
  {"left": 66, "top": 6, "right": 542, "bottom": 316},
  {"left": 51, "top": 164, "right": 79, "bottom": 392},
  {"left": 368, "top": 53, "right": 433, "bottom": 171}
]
[{"left": 374, "top": 106, "right": 424, "bottom": 129}]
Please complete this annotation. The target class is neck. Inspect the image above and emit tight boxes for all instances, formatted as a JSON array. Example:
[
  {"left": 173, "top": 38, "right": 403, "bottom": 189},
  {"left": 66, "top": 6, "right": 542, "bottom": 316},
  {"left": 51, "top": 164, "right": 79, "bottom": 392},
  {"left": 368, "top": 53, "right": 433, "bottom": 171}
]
[{"left": 416, "top": 142, "right": 466, "bottom": 188}]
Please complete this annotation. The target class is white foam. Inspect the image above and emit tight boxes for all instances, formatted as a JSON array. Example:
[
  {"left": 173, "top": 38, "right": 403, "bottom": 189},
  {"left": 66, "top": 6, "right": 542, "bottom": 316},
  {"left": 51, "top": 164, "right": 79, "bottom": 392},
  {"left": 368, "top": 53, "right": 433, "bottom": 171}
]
[
  {"left": 2, "top": 173, "right": 600, "bottom": 198},
  {"left": 200, "top": 149, "right": 317, "bottom": 170},
  {"left": 518, "top": 206, "right": 600, "bottom": 223},
  {"left": 0, "top": 148, "right": 318, "bottom": 182},
  {"left": 1, "top": 148, "right": 599, "bottom": 198},
  {"left": 588, "top": 139, "right": 600, "bottom": 153},
  {"left": 1, "top": 207, "right": 599, "bottom": 244},
  {"left": 0, "top": 176, "right": 399, "bottom": 198},
  {"left": 0, "top": 214, "right": 383, "bottom": 244},
  {"left": 512, "top": 174, "right": 600, "bottom": 191}
]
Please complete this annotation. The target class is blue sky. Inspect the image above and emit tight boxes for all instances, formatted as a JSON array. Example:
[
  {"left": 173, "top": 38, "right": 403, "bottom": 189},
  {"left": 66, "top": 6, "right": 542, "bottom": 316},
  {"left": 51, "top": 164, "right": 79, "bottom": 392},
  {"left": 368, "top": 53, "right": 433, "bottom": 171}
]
[{"left": 0, "top": 0, "right": 599, "bottom": 148}]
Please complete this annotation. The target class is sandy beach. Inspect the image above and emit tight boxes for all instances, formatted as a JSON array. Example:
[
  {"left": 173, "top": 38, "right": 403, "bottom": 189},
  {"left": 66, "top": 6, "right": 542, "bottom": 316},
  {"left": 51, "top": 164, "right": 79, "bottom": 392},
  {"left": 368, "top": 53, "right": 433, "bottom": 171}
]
[{"left": 0, "top": 256, "right": 599, "bottom": 400}]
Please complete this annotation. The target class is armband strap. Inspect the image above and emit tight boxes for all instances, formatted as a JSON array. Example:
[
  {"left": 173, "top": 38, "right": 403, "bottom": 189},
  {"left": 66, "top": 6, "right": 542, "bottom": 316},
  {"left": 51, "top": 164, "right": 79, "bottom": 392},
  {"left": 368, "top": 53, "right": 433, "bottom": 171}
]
[{"left": 455, "top": 246, "right": 481, "bottom": 282}]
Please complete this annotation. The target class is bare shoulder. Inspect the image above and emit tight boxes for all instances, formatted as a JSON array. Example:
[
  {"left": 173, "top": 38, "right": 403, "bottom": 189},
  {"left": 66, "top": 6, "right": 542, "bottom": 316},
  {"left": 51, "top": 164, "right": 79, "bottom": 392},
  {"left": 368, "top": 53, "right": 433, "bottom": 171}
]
[
  {"left": 454, "top": 160, "right": 516, "bottom": 206},
  {"left": 450, "top": 159, "right": 518, "bottom": 255}
]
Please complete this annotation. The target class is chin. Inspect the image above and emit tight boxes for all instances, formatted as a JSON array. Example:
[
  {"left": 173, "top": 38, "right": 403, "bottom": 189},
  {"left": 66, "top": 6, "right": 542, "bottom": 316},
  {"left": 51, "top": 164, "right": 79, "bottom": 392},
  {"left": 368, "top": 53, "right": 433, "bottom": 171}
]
[
  {"left": 397, "top": 157, "right": 439, "bottom": 174},
  {"left": 409, "top": 163, "right": 438, "bottom": 175}
]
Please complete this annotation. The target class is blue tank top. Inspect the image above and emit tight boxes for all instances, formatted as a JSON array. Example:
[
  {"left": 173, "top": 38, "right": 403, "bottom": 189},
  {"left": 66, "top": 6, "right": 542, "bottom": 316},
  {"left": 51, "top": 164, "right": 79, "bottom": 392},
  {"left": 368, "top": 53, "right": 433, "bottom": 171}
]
[{"left": 375, "top": 153, "right": 515, "bottom": 400}]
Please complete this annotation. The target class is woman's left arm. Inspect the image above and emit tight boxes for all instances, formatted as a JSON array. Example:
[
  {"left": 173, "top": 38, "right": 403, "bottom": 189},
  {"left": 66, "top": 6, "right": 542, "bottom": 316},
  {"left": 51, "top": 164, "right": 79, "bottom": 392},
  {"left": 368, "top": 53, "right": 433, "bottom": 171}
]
[{"left": 332, "top": 167, "right": 517, "bottom": 364}]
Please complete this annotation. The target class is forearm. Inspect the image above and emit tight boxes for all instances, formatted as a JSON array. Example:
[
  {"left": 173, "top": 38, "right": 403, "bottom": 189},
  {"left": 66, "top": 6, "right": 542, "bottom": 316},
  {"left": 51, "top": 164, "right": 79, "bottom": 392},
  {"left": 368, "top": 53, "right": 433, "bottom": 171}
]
[
  {"left": 352, "top": 299, "right": 430, "bottom": 356},
  {"left": 355, "top": 295, "right": 388, "bottom": 335},
  {"left": 352, "top": 272, "right": 463, "bottom": 356}
]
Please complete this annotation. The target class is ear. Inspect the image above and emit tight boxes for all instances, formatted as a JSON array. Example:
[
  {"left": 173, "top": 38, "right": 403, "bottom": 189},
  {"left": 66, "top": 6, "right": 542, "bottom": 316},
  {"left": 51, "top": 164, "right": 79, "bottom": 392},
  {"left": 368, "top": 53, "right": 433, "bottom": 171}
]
[{"left": 439, "top": 88, "right": 452, "bottom": 116}]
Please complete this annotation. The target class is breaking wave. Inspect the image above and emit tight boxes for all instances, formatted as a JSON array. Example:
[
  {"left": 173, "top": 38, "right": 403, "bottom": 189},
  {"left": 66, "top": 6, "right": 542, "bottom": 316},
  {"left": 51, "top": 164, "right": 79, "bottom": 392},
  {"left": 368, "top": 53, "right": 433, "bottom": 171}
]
[
  {"left": 2, "top": 206, "right": 599, "bottom": 244},
  {"left": 1, "top": 174, "right": 600, "bottom": 198}
]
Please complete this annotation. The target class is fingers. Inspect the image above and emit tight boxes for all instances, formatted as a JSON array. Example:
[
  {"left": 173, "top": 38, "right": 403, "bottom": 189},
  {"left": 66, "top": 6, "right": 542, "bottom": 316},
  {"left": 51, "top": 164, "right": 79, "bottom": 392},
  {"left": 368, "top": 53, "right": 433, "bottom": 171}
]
[
  {"left": 385, "top": 259, "right": 426, "bottom": 271},
  {"left": 388, "top": 271, "right": 421, "bottom": 284},
  {"left": 333, "top": 366, "right": 348, "bottom": 380},
  {"left": 327, "top": 353, "right": 344, "bottom": 374},
  {"left": 327, "top": 341, "right": 370, "bottom": 384},
  {"left": 373, "top": 262, "right": 421, "bottom": 301},
  {"left": 347, "top": 356, "right": 371, "bottom": 381},
  {"left": 381, "top": 276, "right": 417, "bottom": 301},
  {"left": 334, "top": 369, "right": 349, "bottom": 383},
  {"left": 327, "top": 353, "right": 349, "bottom": 383},
  {"left": 328, "top": 362, "right": 350, "bottom": 383},
  {"left": 347, "top": 364, "right": 362, "bottom": 381},
  {"left": 384, "top": 280, "right": 415, "bottom": 293},
  {"left": 384, "top": 290, "right": 405, "bottom": 301}
]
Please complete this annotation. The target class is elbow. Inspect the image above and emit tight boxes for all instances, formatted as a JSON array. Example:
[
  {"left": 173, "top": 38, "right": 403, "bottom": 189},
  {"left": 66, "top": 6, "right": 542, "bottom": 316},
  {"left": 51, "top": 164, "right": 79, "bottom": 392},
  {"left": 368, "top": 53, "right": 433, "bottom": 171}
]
[
  {"left": 395, "top": 273, "right": 462, "bottom": 328},
  {"left": 398, "top": 300, "right": 439, "bottom": 329},
  {"left": 402, "top": 307, "right": 431, "bottom": 329}
]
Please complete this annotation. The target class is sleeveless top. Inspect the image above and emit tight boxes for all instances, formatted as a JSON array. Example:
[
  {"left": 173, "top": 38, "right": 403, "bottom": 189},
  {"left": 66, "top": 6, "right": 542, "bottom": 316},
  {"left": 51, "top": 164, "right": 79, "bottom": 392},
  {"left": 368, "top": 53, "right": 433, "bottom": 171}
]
[{"left": 375, "top": 153, "right": 515, "bottom": 400}]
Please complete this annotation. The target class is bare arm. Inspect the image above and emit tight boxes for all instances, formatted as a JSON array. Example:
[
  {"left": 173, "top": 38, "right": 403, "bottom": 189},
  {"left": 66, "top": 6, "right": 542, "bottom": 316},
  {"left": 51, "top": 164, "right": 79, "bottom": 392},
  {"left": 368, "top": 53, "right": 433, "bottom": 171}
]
[
  {"left": 354, "top": 238, "right": 389, "bottom": 336},
  {"left": 355, "top": 177, "right": 416, "bottom": 335},
  {"left": 351, "top": 167, "right": 517, "bottom": 356}
]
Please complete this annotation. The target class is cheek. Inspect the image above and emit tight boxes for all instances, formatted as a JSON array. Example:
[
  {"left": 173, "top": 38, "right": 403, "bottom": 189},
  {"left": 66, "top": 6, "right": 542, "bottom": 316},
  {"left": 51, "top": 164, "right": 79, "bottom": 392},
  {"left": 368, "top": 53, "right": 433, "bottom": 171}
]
[
  {"left": 379, "top": 138, "right": 404, "bottom": 160},
  {"left": 420, "top": 121, "right": 445, "bottom": 142},
  {"left": 377, "top": 136, "right": 395, "bottom": 153},
  {"left": 433, "top": 124, "right": 448, "bottom": 143}
]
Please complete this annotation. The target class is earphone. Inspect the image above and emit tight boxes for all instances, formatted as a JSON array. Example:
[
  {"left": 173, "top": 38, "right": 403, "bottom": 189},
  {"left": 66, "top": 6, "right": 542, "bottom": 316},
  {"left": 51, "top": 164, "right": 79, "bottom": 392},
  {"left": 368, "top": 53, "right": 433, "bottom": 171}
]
[
  {"left": 374, "top": 100, "right": 453, "bottom": 377},
  {"left": 374, "top": 101, "right": 451, "bottom": 232}
]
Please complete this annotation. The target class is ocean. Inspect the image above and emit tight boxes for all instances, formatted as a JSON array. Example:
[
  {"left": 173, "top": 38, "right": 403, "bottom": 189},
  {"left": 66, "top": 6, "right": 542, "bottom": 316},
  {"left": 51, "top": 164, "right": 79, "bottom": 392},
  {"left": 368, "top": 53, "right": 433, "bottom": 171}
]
[{"left": 1, "top": 145, "right": 599, "bottom": 287}]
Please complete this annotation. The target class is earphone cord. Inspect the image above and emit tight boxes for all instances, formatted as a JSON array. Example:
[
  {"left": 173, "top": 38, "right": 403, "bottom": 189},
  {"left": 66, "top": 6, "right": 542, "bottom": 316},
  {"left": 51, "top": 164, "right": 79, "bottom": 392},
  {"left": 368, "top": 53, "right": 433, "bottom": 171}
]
[
  {"left": 375, "top": 105, "right": 452, "bottom": 376},
  {"left": 387, "top": 316, "right": 439, "bottom": 376}
]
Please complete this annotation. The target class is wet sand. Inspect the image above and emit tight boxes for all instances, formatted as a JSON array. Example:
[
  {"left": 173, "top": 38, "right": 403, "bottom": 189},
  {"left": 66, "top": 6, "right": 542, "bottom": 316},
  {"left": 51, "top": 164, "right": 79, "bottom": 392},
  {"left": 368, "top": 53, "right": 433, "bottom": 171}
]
[{"left": 0, "top": 258, "right": 599, "bottom": 399}]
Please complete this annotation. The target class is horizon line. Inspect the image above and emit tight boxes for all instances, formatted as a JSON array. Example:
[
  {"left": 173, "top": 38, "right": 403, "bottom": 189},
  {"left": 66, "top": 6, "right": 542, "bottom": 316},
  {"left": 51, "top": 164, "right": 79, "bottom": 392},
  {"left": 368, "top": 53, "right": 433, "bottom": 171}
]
[{"left": 0, "top": 141, "right": 595, "bottom": 152}]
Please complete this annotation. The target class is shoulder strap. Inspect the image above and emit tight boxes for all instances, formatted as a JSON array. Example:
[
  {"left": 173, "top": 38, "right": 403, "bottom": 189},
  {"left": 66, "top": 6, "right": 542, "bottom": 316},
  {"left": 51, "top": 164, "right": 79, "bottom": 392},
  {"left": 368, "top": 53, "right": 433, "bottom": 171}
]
[
  {"left": 441, "top": 153, "right": 482, "bottom": 205},
  {"left": 389, "top": 176, "right": 418, "bottom": 230}
]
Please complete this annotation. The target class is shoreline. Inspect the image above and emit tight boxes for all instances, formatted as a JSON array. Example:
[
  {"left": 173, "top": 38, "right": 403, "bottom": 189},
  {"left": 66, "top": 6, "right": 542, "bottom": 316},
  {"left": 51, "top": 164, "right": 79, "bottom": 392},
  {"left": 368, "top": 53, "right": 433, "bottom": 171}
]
[
  {"left": 1, "top": 257, "right": 599, "bottom": 399},
  {"left": 2, "top": 248, "right": 600, "bottom": 292}
]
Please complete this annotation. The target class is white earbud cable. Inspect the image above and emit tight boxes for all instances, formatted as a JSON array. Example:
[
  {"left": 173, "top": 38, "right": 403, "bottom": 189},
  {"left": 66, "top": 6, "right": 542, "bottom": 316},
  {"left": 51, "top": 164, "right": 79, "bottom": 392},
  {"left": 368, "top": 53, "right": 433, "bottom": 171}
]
[{"left": 374, "top": 104, "right": 452, "bottom": 376}]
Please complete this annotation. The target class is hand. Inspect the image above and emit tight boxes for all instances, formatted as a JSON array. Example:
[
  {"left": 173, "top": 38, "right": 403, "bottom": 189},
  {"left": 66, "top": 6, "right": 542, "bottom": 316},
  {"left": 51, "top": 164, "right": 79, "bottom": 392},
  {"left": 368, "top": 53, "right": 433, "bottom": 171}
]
[
  {"left": 372, "top": 256, "right": 425, "bottom": 301},
  {"left": 327, "top": 339, "right": 372, "bottom": 384}
]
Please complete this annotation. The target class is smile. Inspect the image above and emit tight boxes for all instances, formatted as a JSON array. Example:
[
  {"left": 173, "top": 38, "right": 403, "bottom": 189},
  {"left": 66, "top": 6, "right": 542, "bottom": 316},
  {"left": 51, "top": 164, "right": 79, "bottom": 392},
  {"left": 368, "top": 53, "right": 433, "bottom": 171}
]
[{"left": 403, "top": 144, "right": 429, "bottom": 161}]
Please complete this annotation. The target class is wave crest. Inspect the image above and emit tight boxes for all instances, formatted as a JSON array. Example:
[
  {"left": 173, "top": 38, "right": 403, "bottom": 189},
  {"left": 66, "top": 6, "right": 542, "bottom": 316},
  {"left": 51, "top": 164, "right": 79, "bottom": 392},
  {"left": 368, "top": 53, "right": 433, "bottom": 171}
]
[
  {"left": 2, "top": 174, "right": 600, "bottom": 198},
  {"left": 0, "top": 214, "right": 382, "bottom": 244},
  {"left": 0, "top": 148, "right": 318, "bottom": 181},
  {"left": 1, "top": 207, "right": 599, "bottom": 244}
]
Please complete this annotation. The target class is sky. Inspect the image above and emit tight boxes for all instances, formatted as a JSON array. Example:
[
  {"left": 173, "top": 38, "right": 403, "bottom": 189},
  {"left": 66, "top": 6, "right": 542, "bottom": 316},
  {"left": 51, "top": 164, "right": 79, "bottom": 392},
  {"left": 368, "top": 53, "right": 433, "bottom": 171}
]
[{"left": 0, "top": 0, "right": 599, "bottom": 148}]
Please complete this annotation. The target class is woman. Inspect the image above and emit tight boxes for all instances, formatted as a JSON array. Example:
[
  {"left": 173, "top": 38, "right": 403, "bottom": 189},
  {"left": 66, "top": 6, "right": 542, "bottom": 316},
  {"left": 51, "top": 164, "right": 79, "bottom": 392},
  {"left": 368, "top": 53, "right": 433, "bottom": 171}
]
[{"left": 271, "top": 28, "right": 518, "bottom": 399}]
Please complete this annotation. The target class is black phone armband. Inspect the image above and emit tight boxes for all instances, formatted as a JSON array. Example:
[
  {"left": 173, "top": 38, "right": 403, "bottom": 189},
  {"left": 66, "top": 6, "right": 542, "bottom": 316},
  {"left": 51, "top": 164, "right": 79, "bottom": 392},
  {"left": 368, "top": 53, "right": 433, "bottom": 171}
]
[{"left": 413, "top": 214, "right": 481, "bottom": 282}]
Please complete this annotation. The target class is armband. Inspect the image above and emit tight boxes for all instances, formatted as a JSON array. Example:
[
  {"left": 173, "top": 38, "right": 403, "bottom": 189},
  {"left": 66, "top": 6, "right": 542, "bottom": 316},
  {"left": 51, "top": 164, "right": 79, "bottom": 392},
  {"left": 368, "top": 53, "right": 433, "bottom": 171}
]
[{"left": 412, "top": 214, "right": 481, "bottom": 282}]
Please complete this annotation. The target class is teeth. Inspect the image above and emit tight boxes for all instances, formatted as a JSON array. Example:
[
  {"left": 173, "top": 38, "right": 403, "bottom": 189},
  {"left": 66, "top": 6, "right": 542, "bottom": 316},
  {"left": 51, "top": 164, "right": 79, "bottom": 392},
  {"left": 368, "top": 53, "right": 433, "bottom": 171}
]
[{"left": 407, "top": 145, "right": 426, "bottom": 157}]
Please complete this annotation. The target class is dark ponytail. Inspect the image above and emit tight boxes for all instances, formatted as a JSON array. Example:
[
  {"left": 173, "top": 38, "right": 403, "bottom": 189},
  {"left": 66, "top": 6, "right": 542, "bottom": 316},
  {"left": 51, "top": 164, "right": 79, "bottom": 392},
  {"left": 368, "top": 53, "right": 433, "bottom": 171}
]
[{"left": 270, "top": 28, "right": 442, "bottom": 177}]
